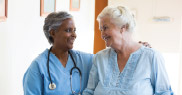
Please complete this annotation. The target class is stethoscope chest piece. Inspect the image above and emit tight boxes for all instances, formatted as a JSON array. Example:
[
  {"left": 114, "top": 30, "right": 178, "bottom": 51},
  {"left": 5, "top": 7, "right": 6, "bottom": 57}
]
[
  {"left": 47, "top": 47, "right": 82, "bottom": 94},
  {"left": 49, "top": 83, "right": 56, "bottom": 90}
]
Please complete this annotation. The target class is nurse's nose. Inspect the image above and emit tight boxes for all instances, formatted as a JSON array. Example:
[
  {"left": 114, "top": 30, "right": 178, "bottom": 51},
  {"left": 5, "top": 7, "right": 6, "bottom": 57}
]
[{"left": 71, "top": 30, "right": 77, "bottom": 38}]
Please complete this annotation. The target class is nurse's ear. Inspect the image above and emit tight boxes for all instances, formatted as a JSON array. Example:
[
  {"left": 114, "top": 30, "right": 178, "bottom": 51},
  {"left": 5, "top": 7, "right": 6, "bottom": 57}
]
[{"left": 50, "top": 30, "right": 56, "bottom": 38}]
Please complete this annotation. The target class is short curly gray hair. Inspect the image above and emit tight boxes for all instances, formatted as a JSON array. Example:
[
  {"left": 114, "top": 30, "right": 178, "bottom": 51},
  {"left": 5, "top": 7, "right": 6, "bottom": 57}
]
[
  {"left": 43, "top": 11, "right": 73, "bottom": 44},
  {"left": 97, "top": 6, "right": 136, "bottom": 32}
]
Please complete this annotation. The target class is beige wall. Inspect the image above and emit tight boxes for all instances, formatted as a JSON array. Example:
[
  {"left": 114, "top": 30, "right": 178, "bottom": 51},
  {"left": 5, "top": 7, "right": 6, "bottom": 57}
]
[{"left": 179, "top": 17, "right": 182, "bottom": 95}]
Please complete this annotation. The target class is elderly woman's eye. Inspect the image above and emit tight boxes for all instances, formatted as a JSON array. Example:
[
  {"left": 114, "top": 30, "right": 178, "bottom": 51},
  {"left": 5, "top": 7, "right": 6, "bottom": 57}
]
[
  {"left": 100, "top": 26, "right": 108, "bottom": 32},
  {"left": 103, "top": 26, "right": 108, "bottom": 31}
]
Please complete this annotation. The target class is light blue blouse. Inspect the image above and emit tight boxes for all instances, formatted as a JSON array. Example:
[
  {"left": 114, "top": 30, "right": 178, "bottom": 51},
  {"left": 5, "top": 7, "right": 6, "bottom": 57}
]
[
  {"left": 83, "top": 46, "right": 173, "bottom": 95},
  {"left": 23, "top": 49, "right": 93, "bottom": 95}
]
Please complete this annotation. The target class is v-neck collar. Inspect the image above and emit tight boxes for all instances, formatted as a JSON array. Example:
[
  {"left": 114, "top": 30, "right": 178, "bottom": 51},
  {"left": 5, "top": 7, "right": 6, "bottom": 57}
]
[
  {"left": 46, "top": 49, "right": 75, "bottom": 74},
  {"left": 106, "top": 46, "right": 144, "bottom": 88}
]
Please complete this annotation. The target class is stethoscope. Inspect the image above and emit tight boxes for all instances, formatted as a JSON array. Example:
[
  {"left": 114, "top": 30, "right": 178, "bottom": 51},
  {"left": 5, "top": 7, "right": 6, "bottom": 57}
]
[{"left": 47, "top": 46, "right": 82, "bottom": 95}]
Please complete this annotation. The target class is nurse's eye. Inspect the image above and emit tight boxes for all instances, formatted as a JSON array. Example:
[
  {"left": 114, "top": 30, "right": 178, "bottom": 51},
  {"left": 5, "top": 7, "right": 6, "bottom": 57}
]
[
  {"left": 65, "top": 29, "right": 72, "bottom": 32},
  {"left": 65, "top": 28, "right": 76, "bottom": 33},
  {"left": 73, "top": 28, "right": 76, "bottom": 32}
]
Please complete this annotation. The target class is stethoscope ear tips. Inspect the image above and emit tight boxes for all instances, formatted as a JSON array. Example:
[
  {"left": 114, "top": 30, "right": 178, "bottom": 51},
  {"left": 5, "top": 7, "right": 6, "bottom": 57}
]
[{"left": 49, "top": 83, "right": 56, "bottom": 90}]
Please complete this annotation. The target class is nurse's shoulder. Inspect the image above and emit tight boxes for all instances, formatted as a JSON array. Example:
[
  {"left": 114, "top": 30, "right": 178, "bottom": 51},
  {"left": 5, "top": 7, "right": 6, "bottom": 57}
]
[
  {"left": 27, "top": 49, "right": 49, "bottom": 74},
  {"left": 23, "top": 49, "right": 48, "bottom": 94},
  {"left": 69, "top": 49, "right": 94, "bottom": 74},
  {"left": 70, "top": 49, "right": 94, "bottom": 63}
]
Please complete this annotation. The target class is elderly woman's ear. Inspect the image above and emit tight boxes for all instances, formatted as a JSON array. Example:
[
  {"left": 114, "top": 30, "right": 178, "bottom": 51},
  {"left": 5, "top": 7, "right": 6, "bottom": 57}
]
[
  {"left": 121, "top": 24, "right": 129, "bottom": 30},
  {"left": 120, "top": 25, "right": 127, "bottom": 33}
]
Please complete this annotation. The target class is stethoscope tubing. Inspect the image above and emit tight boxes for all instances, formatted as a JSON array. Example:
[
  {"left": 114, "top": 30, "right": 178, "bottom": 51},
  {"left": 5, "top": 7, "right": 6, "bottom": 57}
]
[
  {"left": 47, "top": 47, "right": 53, "bottom": 84},
  {"left": 47, "top": 46, "right": 82, "bottom": 94}
]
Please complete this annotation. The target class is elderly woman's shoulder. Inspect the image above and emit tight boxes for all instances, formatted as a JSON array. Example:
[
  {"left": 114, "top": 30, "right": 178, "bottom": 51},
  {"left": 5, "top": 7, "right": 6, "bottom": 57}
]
[
  {"left": 141, "top": 46, "right": 162, "bottom": 57},
  {"left": 95, "top": 47, "right": 112, "bottom": 56}
]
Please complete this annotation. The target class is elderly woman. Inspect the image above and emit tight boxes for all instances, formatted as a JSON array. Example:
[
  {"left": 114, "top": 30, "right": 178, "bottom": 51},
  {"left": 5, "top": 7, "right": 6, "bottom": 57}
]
[
  {"left": 83, "top": 6, "right": 173, "bottom": 95},
  {"left": 23, "top": 11, "right": 93, "bottom": 95}
]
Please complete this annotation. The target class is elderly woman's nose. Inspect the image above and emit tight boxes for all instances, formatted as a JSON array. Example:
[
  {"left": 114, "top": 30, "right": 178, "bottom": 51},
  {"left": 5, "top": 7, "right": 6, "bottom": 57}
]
[
  {"left": 101, "top": 33, "right": 106, "bottom": 39},
  {"left": 101, "top": 31, "right": 106, "bottom": 36}
]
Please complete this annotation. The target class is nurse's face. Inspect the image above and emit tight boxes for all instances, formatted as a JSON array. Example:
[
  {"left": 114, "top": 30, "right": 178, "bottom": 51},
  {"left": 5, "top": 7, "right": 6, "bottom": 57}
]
[
  {"left": 99, "top": 16, "right": 123, "bottom": 48},
  {"left": 51, "top": 18, "right": 77, "bottom": 50}
]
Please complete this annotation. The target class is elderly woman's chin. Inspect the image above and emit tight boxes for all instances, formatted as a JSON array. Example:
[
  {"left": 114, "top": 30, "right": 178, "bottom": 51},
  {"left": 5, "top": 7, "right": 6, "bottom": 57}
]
[{"left": 105, "top": 42, "right": 112, "bottom": 47}]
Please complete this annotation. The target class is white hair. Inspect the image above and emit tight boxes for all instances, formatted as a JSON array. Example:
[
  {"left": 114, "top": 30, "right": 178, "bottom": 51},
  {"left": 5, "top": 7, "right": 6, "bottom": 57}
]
[{"left": 97, "top": 6, "right": 136, "bottom": 32}]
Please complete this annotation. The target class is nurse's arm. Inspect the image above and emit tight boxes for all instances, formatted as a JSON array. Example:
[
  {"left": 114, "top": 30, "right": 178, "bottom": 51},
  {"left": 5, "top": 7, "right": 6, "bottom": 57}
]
[
  {"left": 151, "top": 52, "right": 174, "bottom": 95},
  {"left": 23, "top": 61, "right": 43, "bottom": 95},
  {"left": 82, "top": 56, "right": 99, "bottom": 95}
]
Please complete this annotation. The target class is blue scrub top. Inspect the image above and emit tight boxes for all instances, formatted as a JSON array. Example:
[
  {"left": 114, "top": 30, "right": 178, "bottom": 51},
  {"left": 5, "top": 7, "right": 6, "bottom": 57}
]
[
  {"left": 83, "top": 46, "right": 174, "bottom": 95},
  {"left": 23, "top": 49, "right": 94, "bottom": 95}
]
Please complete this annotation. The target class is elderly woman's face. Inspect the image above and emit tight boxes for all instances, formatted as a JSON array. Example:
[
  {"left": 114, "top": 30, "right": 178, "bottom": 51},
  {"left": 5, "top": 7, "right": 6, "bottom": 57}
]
[
  {"left": 51, "top": 18, "right": 76, "bottom": 50},
  {"left": 99, "top": 17, "right": 123, "bottom": 48}
]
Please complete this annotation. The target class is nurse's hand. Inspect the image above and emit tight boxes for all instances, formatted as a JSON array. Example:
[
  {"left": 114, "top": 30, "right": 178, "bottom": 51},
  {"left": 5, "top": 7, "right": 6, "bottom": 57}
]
[{"left": 139, "top": 41, "right": 152, "bottom": 48}]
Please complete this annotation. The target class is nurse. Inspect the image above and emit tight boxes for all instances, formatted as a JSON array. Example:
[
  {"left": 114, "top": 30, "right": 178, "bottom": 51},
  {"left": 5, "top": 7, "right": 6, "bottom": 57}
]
[{"left": 23, "top": 11, "right": 93, "bottom": 95}]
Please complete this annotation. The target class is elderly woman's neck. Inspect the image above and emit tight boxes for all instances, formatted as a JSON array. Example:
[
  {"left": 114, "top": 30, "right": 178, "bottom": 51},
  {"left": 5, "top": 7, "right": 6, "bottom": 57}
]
[{"left": 115, "top": 40, "right": 141, "bottom": 57}]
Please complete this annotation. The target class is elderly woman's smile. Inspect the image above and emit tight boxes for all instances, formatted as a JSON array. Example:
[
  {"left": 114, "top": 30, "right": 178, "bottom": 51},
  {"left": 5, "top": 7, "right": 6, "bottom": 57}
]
[{"left": 102, "top": 35, "right": 111, "bottom": 43}]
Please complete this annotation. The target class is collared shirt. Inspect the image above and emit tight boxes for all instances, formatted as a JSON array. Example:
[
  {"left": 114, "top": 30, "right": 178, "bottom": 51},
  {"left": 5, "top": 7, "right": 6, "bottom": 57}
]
[
  {"left": 23, "top": 49, "right": 93, "bottom": 95},
  {"left": 83, "top": 46, "right": 173, "bottom": 95}
]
